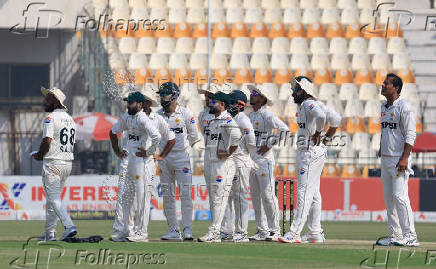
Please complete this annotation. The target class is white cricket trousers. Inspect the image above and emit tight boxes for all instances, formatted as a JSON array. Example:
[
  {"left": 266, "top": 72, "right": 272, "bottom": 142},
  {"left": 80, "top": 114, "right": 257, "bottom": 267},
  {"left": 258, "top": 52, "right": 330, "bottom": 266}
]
[
  {"left": 290, "top": 145, "right": 326, "bottom": 236},
  {"left": 42, "top": 160, "right": 75, "bottom": 233},
  {"left": 159, "top": 151, "right": 193, "bottom": 232},
  {"left": 381, "top": 156, "right": 416, "bottom": 239},
  {"left": 121, "top": 155, "right": 153, "bottom": 237},
  {"left": 249, "top": 157, "right": 280, "bottom": 234}
]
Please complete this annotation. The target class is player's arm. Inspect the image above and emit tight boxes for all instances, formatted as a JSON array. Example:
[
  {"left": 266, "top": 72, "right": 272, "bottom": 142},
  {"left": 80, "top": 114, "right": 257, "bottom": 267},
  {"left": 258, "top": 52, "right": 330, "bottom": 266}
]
[
  {"left": 110, "top": 116, "right": 127, "bottom": 159},
  {"left": 137, "top": 117, "right": 161, "bottom": 158},
  {"left": 307, "top": 101, "right": 326, "bottom": 145},
  {"left": 33, "top": 115, "right": 54, "bottom": 161},
  {"left": 397, "top": 105, "right": 416, "bottom": 172},
  {"left": 185, "top": 110, "right": 201, "bottom": 147},
  {"left": 218, "top": 120, "right": 241, "bottom": 159},
  {"left": 240, "top": 119, "right": 256, "bottom": 154},
  {"left": 258, "top": 112, "right": 289, "bottom": 155},
  {"left": 323, "top": 106, "right": 341, "bottom": 144},
  {"left": 154, "top": 116, "right": 176, "bottom": 161}
]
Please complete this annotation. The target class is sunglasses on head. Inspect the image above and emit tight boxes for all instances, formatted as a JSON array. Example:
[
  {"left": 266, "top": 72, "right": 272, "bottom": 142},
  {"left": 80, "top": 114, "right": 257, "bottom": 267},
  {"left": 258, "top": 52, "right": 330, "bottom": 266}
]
[{"left": 251, "top": 90, "right": 259, "bottom": 97}]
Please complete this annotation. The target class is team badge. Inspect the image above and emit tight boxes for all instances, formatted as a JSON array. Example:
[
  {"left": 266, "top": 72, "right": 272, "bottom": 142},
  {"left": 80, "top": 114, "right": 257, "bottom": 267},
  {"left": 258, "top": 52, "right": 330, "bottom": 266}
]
[
  {"left": 190, "top": 117, "right": 195, "bottom": 124},
  {"left": 226, "top": 117, "right": 232, "bottom": 123},
  {"left": 175, "top": 118, "right": 181, "bottom": 124},
  {"left": 299, "top": 168, "right": 305, "bottom": 175},
  {"left": 182, "top": 167, "right": 190, "bottom": 173},
  {"left": 216, "top": 175, "right": 223, "bottom": 182},
  {"left": 255, "top": 122, "right": 259, "bottom": 126},
  {"left": 309, "top": 104, "right": 315, "bottom": 110},
  {"left": 243, "top": 128, "right": 249, "bottom": 134},
  {"left": 135, "top": 175, "right": 140, "bottom": 179},
  {"left": 45, "top": 117, "right": 52, "bottom": 124},
  {"left": 261, "top": 172, "right": 266, "bottom": 177}
]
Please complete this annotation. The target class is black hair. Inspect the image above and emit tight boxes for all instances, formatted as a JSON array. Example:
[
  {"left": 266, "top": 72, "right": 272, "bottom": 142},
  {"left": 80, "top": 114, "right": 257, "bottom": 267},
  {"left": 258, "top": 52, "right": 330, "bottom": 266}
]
[
  {"left": 294, "top": 76, "right": 312, "bottom": 83},
  {"left": 386, "top": 73, "right": 403, "bottom": 94}
]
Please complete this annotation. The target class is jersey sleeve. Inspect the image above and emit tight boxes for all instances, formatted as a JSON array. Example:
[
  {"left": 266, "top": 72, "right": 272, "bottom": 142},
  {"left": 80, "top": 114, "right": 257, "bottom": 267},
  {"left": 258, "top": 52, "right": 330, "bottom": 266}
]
[
  {"left": 157, "top": 114, "right": 176, "bottom": 141},
  {"left": 305, "top": 100, "right": 326, "bottom": 132},
  {"left": 184, "top": 109, "right": 200, "bottom": 147},
  {"left": 42, "top": 114, "right": 54, "bottom": 139},
  {"left": 239, "top": 117, "right": 256, "bottom": 153},
  {"left": 265, "top": 110, "right": 289, "bottom": 148},
  {"left": 225, "top": 118, "right": 242, "bottom": 147},
  {"left": 142, "top": 117, "right": 161, "bottom": 156},
  {"left": 400, "top": 102, "right": 416, "bottom": 146},
  {"left": 325, "top": 105, "right": 341, "bottom": 128},
  {"left": 111, "top": 114, "right": 127, "bottom": 134}
]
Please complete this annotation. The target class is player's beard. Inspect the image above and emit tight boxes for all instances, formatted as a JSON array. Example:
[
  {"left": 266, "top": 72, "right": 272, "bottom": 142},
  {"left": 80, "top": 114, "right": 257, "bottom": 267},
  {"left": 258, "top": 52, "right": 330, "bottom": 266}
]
[
  {"left": 227, "top": 104, "right": 238, "bottom": 117},
  {"left": 127, "top": 107, "right": 139, "bottom": 115},
  {"left": 209, "top": 104, "right": 220, "bottom": 114},
  {"left": 293, "top": 95, "right": 304, "bottom": 104},
  {"left": 44, "top": 103, "right": 55, "bottom": 112}
]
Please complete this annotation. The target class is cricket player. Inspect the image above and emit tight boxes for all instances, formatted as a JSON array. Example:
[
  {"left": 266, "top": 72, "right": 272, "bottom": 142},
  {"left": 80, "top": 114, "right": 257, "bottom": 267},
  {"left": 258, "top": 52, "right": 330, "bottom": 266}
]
[
  {"left": 109, "top": 91, "right": 161, "bottom": 242},
  {"left": 157, "top": 82, "right": 200, "bottom": 241},
  {"left": 248, "top": 85, "right": 289, "bottom": 241},
  {"left": 279, "top": 76, "right": 340, "bottom": 243},
  {"left": 220, "top": 90, "right": 256, "bottom": 243},
  {"left": 198, "top": 92, "right": 242, "bottom": 242},
  {"left": 33, "top": 87, "right": 77, "bottom": 242},
  {"left": 376, "top": 74, "right": 419, "bottom": 247}
]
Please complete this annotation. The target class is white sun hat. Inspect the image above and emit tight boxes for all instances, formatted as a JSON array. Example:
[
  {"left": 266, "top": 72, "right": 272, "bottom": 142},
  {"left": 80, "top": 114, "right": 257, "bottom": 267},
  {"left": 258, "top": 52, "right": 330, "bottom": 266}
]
[
  {"left": 290, "top": 77, "right": 317, "bottom": 99},
  {"left": 141, "top": 84, "right": 159, "bottom": 106},
  {"left": 198, "top": 83, "right": 221, "bottom": 94},
  {"left": 246, "top": 84, "right": 274, "bottom": 106},
  {"left": 41, "top": 86, "right": 67, "bottom": 110}
]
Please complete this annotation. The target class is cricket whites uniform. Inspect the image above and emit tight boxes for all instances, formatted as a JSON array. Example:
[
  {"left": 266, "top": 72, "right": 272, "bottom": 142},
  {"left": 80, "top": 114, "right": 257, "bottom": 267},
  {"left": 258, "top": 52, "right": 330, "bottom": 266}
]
[
  {"left": 41, "top": 109, "right": 76, "bottom": 234},
  {"left": 111, "top": 111, "right": 161, "bottom": 240},
  {"left": 249, "top": 106, "right": 289, "bottom": 235},
  {"left": 158, "top": 106, "right": 200, "bottom": 233},
  {"left": 380, "top": 98, "right": 417, "bottom": 243},
  {"left": 222, "top": 112, "right": 256, "bottom": 237},
  {"left": 203, "top": 111, "right": 241, "bottom": 235}
]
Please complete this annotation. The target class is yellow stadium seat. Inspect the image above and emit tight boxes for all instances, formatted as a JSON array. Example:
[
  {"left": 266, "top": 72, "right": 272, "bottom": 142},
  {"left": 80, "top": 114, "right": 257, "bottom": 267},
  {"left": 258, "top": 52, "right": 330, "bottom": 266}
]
[
  {"left": 114, "top": 69, "right": 134, "bottom": 85},
  {"left": 345, "top": 23, "right": 362, "bottom": 39},
  {"left": 174, "top": 22, "right": 192, "bottom": 38},
  {"left": 255, "top": 68, "right": 273, "bottom": 84},
  {"left": 135, "top": 68, "right": 153, "bottom": 85},
  {"left": 135, "top": 24, "right": 154, "bottom": 37},
  {"left": 155, "top": 21, "right": 172, "bottom": 37},
  {"left": 250, "top": 22, "right": 268, "bottom": 38},
  {"left": 288, "top": 23, "right": 306, "bottom": 38},
  {"left": 283, "top": 163, "right": 297, "bottom": 177},
  {"left": 231, "top": 22, "right": 249, "bottom": 38},
  {"left": 234, "top": 68, "right": 253, "bottom": 84},
  {"left": 335, "top": 69, "right": 354, "bottom": 85},
  {"left": 368, "top": 117, "right": 381, "bottom": 134},
  {"left": 354, "top": 69, "right": 374, "bottom": 85},
  {"left": 294, "top": 68, "right": 313, "bottom": 80},
  {"left": 155, "top": 68, "right": 172, "bottom": 84},
  {"left": 212, "top": 22, "right": 230, "bottom": 38},
  {"left": 269, "top": 22, "right": 286, "bottom": 38},
  {"left": 274, "top": 69, "right": 293, "bottom": 84},
  {"left": 193, "top": 22, "right": 208, "bottom": 38},
  {"left": 314, "top": 69, "right": 333, "bottom": 85},
  {"left": 345, "top": 117, "right": 366, "bottom": 134},
  {"left": 375, "top": 69, "right": 390, "bottom": 85},
  {"left": 213, "top": 68, "right": 232, "bottom": 84},
  {"left": 195, "top": 68, "right": 208, "bottom": 85},
  {"left": 174, "top": 68, "right": 193, "bottom": 85},
  {"left": 397, "top": 69, "right": 416, "bottom": 83},
  {"left": 386, "top": 23, "right": 403, "bottom": 38},
  {"left": 307, "top": 22, "right": 325, "bottom": 38},
  {"left": 326, "top": 22, "right": 344, "bottom": 38},
  {"left": 341, "top": 165, "right": 362, "bottom": 177},
  {"left": 322, "top": 164, "right": 340, "bottom": 177},
  {"left": 362, "top": 165, "right": 379, "bottom": 177},
  {"left": 288, "top": 116, "right": 299, "bottom": 133}
]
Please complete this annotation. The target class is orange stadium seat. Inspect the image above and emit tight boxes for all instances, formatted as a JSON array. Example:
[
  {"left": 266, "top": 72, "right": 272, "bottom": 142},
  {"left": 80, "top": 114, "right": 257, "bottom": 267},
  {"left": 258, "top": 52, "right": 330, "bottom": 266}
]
[
  {"left": 135, "top": 68, "right": 153, "bottom": 85},
  {"left": 195, "top": 68, "right": 208, "bottom": 85},
  {"left": 367, "top": 117, "right": 381, "bottom": 134},
  {"left": 283, "top": 163, "right": 297, "bottom": 177},
  {"left": 255, "top": 68, "right": 273, "bottom": 84},
  {"left": 114, "top": 69, "right": 134, "bottom": 85},
  {"left": 174, "top": 22, "right": 192, "bottom": 38},
  {"left": 363, "top": 23, "right": 384, "bottom": 39},
  {"left": 288, "top": 116, "right": 299, "bottom": 133},
  {"left": 354, "top": 69, "right": 374, "bottom": 85},
  {"left": 194, "top": 163, "right": 204, "bottom": 175},
  {"left": 326, "top": 22, "right": 344, "bottom": 38},
  {"left": 135, "top": 24, "right": 154, "bottom": 37},
  {"left": 416, "top": 117, "right": 423, "bottom": 133},
  {"left": 335, "top": 69, "right": 354, "bottom": 84},
  {"left": 274, "top": 164, "right": 283, "bottom": 177},
  {"left": 345, "top": 23, "right": 363, "bottom": 39},
  {"left": 114, "top": 25, "right": 136, "bottom": 38},
  {"left": 375, "top": 69, "right": 390, "bottom": 85},
  {"left": 386, "top": 23, "right": 403, "bottom": 38},
  {"left": 274, "top": 69, "right": 293, "bottom": 84},
  {"left": 397, "top": 69, "right": 416, "bottom": 83},
  {"left": 344, "top": 117, "right": 366, "bottom": 134},
  {"left": 212, "top": 22, "right": 230, "bottom": 38},
  {"left": 307, "top": 22, "right": 325, "bottom": 38},
  {"left": 322, "top": 164, "right": 340, "bottom": 176},
  {"left": 234, "top": 68, "right": 253, "bottom": 84},
  {"left": 99, "top": 27, "right": 114, "bottom": 38},
  {"left": 193, "top": 23, "right": 208, "bottom": 38},
  {"left": 314, "top": 69, "right": 333, "bottom": 85},
  {"left": 231, "top": 22, "right": 249, "bottom": 38},
  {"left": 288, "top": 23, "right": 306, "bottom": 38},
  {"left": 341, "top": 165, "right": 362, "bottom": 177},
  {"left": 214, "top": 68, "right": 233, "bottom": 84},
  {"left": 155, "top": 21, "right": 173, "bottom": 37},
  {"left": 250, "top": 22, "right": 268, "bottom": 38},
  {"left": 294, "top": 68, "right": 313, "bottom": 80},
  {"left": 362, "top": 164, "right": 379, "bottom": 177},
  {"left": 174, "top": 68, "right": 193, "bottom": 84},
  {"left": 269, "top": 22, "right": 287, "bottom": 38},
  {"left": 155, "top": 68, "right": 172, "bottom": 84}
]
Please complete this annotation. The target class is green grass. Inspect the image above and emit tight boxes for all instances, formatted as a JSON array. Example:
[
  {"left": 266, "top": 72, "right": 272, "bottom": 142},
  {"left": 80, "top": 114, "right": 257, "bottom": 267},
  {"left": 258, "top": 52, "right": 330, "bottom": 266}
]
[{"left": 0, "top": 220, "right": 435, "bottom": 269}]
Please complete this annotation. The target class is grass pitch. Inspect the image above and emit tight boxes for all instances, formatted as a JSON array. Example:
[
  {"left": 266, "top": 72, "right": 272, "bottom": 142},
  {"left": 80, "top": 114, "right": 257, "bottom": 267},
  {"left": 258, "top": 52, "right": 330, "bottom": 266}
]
[{"left": 0, "top": 220, "right": 435, "bottom": 269}]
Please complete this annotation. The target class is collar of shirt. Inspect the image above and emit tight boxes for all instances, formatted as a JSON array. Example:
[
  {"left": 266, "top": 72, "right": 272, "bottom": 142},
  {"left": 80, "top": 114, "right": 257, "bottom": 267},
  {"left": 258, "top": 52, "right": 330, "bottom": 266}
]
[
  {"left": 53, "top": 108, "right": 64, "bottom": 112},
  {"left": 252, "top": 105, "right": 266, "bottom": 115},
  {"left": 159, "top": 105, "right": 182, "bottom": 118},
  {"left": 148, "top": 111, "right": 156, "bottom": 119},
  {"left": 383, "top": 97, "right": 402, "bottom": 109},
  {"left": 215, "top": 110, "right": 231, "bottom": 120}
]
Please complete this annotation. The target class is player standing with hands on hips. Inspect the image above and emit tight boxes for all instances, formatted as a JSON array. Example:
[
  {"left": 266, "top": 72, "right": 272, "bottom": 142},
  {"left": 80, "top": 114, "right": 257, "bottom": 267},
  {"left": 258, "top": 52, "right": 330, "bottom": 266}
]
[
  {"left": 109, "top": 91, "right": 161, "bottom": 242},
  {"left": 375, "top": 74, "right": 419, "bottom": 247},
  {"left": 33, "top": 87, "right": 78, "bottom": 242}
]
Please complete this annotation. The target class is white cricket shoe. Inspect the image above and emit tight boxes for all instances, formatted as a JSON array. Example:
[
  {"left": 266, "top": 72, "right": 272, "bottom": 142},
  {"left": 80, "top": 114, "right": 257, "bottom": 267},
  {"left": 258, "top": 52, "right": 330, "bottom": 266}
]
[
  {"left": 59, "top": 226, "right": 77, "bottom": 241},
  {"left": 301, "top": 232, "right": 326, "bottom": 243},
  {"left": 221, "top": 232, "right": 234, "bottom": 242},
  {"left": 278, "top": 232, "right": 301, "bottom": 243},
  {"left": 183, "top": 228, "right": 193, "bottom": 241},
  {"left": 38, "top": 231, "right": 56, "bottom": 242},
  {"left": 393, "top": 235, "right": 420, "bottom": 247},
  {"left": 127, "top": 232, "right": 149, "bottom": 242},
  {"left": 198, "top": 232, "right": 221, "bottom": 243},
  {"left": 375, "top": 236, "right": 396, "bottom": 246},
  {"left": 109, "top": 234, "right": 128, "bottom": 242},
  {"left": 265, "top": 232, "right": 281, "bottom": 242},
  {"left": 249, "top": 231, "right": 269, "bottom": 241},
  {"left": 233, "top": 233, "right": 250, "bottom": 243},
  {"left": 161, "top": 229, "right": 182, "bottom": 241}
]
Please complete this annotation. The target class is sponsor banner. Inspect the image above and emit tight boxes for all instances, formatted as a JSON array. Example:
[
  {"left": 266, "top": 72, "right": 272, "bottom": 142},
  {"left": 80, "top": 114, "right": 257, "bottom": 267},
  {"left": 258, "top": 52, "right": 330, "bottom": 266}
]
[
  {"left": 371, "top": 211, "right": 388, "bottom": 222},
  {"left": 415, "top": 211, "right": 436, "bottom": 223},
  {"left": 324, "top": 210, "right": 372, "bottom": 221}
]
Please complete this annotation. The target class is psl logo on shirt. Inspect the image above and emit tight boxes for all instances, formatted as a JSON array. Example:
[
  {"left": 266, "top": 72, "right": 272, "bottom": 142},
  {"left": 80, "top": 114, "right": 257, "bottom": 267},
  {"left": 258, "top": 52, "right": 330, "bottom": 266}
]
[
  {"left": 216, "top": 176, "right": 223, "bottom": 182},
  {"left": 190, "top": 117, "right": 195, "bottom": 124},
  {"left": 299, "top": 168, "right": 306, "bottom": 175},
  {"left": 45, "top": 116, "right": 52, "bottom": 124}
]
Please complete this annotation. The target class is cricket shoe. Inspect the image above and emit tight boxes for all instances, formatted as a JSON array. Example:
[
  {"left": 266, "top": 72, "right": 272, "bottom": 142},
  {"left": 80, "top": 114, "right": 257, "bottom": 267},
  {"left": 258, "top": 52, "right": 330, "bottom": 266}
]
[
  {"left": 109, "top": 234, "right": 128, "bottom": 242},
  {"left": 278, "top": 232, "right": 301, "bottom": 243},
  {"left": 265, "top": 232, "right": 281, "bottom": 242},
  {"left": 59, "top": 226, "right": 77, "bottom": 241},
  {"left": 375, "top": 236, "right": 396, "bottom": 246},
  {"left": 38, "top": 231, "right": 56, "bottom": 242},
  {"left": 197, "top": 232, "right": 221, "bottom": 243},
  {"left": 249, "top": 231, "right": 269, "bottom": 241},
  {"left": 127, "top": 232, "right": 149, "bottom": 242},
  {"left": 183, "top": 228, "right": 193, "bottom": 241},
  {"left": 393, "top": 235, "right": 420, "bottom": 247},
  {"left": 233, "top": 233, "right": 250, "bottom": 243},
  {"left": 301, "top": 232, "right": 326, "bottom": 243},
  {"left": 221, "top": 232, "right": 234, "bottom": 242},
  {"left": 161, "top": 229, "right": 182, "bottom": 241}
]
